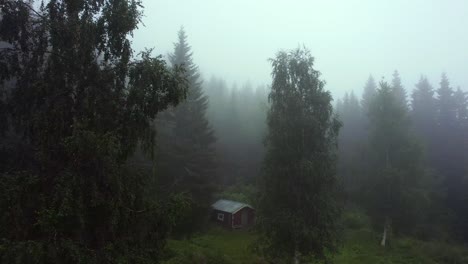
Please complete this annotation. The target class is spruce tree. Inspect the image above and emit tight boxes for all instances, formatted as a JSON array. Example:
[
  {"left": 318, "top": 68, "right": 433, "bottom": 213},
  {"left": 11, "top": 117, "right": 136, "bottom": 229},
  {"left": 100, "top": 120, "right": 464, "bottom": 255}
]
[
  {"left": 453, "top": 87, "right": 468, "bottom": 240},
  {"left": 361, "top": 75, "right": 377, "bottom": 116},
  {"left": 258, "top": 48, "right": 341, "bottom": 263},
  {"left": 454, "top": 87, "right": 468, "bottom": 123},
  {"left": 157, "top": 27, "right": 216, "bottom": 235},
  {"left": 366, "top": 81, "right": 426, "bottom": 246},
  {"left": 391, "top": 70, "right": 408, "bottom": 109},
  {"left": 434, "top": 73, "right": 457, "bottom": 191},
  {"left": 0, "top": 1, "right": 187, "bottom": 262},
  {"left": 337, "top": 90, "right": 365, "bottom": 195},
  {"left": 435, "top": 74, "right": 467, "bottom": 240},
  {"left": 411, "top": 76, "right": 437, "bottom": 148},
  {"left": 436, "top": 73, "right": 457, "bottom": 126}
]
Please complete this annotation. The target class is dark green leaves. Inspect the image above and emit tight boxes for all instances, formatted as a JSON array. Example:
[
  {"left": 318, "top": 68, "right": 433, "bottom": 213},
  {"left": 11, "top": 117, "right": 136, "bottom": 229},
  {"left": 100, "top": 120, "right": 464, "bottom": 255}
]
[{"left": 258, "top": 47, "right": 341, "bottom": 262}]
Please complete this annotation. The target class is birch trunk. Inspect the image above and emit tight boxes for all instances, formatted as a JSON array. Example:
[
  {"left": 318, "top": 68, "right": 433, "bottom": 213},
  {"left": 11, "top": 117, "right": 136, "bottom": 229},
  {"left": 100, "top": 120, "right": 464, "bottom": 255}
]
[
  {"left": 380, "top": 217, "right": 389, "bottom": 247},
  {"left": 381, "top": 149, "right": 391, "bottom": 247},
  {"left": 380, "top": 223, "right": 387, "bottom": 247},
  {"left": 294, "top": 250, "right": 300, "bottom": 264}
]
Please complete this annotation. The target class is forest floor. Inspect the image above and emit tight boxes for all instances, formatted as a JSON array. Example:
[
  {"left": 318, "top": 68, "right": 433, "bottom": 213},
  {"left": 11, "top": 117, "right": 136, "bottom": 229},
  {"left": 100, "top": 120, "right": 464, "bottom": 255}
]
[{"left": 162, "top": 224, "right": 468, "bottom": 264}]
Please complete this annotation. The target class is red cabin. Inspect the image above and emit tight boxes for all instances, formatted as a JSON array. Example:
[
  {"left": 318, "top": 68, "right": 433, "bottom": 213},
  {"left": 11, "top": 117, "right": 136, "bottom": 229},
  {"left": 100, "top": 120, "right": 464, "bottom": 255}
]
[{"left": 211, "top": 199, "right": 255, "bottom": 229}]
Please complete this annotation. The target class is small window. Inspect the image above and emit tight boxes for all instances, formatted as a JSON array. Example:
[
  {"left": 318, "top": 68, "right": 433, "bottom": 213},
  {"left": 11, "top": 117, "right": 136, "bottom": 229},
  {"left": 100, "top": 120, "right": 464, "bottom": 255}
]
[{"left": 217, "top": 213, "right": 224, "bottom": 221}]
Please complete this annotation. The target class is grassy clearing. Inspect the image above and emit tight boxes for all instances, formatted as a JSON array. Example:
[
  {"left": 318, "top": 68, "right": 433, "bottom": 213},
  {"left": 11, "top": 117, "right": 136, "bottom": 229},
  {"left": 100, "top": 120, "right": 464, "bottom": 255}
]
[
  {"left": 335, "top": 228, "right": 468, "bottom": 264},
  {"left": 162, "top": 225, "right": 468, "bottom": 264},
  {"left": 162, "top": 226, "right": 262, "bottom": 264}
]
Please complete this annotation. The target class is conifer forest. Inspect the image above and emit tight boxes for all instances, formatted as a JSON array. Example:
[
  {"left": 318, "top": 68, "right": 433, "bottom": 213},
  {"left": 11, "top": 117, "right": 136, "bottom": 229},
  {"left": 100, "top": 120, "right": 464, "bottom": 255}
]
[{"left": 1, "top": 1, "right": 467, "bottom": 263}]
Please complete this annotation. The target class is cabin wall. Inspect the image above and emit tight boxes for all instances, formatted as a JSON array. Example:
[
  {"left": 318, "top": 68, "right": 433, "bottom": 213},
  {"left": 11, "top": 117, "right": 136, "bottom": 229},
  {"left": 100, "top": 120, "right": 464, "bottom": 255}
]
[
  {"left": 232, "top": 207, "right": 255, "bottom": 228},
  {"left": 212, "top": 209, "right": 231, "bottom": 228}
]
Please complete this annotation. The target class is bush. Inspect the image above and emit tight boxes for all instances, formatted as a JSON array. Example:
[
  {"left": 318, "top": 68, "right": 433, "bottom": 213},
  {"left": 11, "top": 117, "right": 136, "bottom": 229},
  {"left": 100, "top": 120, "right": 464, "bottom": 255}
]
[{"left": 216, "top": 184, "right": 256, "bottom": 205}]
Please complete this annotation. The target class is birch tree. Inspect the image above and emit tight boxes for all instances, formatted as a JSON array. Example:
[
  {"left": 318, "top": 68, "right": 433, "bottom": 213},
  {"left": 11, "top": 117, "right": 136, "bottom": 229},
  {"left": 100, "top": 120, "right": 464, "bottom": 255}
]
[
  {"left": 257, "top": 47, "right": 341, "bottom": 263},
  {"left": 0, "top": 1, "right": 187, "bottom": 262}
]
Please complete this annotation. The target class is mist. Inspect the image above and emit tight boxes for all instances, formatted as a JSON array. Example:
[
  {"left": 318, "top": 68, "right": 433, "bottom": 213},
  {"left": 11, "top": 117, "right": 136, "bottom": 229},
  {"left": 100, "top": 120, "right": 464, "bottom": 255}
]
[
  {"left": 1, "top": 1, "right": 468, "bottom": 263},
  {"left": 134, "top": 0, "right": 468, "bottom": 98}
]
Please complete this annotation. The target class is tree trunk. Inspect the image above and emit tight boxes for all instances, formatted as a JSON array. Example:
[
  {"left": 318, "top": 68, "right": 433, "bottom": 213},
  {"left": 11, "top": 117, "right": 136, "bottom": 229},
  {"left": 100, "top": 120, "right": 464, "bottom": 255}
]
[
  {"left": 381, "top": 149, "right": 391, "bottom": 247},
  {"left": 380, "top": 217, "right": 389, "bottom": 247},
  {"left": 294, "top": 250, "right": 300, "bottom": 264},
  {"left": 380, "top": 223, "right": 387, "bottom": 247}
]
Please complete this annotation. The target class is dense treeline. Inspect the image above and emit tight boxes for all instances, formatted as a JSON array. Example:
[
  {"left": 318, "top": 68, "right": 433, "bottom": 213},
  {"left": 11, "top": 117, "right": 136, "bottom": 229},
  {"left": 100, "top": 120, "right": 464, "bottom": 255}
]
[
  {"left": 1, "top": 1, "right": 468, "bottom": 263},
  {"left": 336, "top": 72, "right": 468, "bottom": 243},
  {"left": 204, "top": 77, "right": 268, "bottom": 185},
  {"left": 0, "top": 1, "right": 268, "bottom": 262}
]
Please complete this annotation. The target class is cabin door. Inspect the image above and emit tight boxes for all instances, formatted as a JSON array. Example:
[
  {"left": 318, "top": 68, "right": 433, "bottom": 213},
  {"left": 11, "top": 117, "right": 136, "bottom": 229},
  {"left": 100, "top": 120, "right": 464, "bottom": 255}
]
[{"left": 241, "top": 210, "right": 248, "bottom": 226}]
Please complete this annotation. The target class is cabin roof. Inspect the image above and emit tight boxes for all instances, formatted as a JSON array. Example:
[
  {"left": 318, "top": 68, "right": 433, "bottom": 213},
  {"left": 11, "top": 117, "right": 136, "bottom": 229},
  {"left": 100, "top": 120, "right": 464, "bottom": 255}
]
[{"left": 211, "top": 199, "right": 253, "bottom": 214}]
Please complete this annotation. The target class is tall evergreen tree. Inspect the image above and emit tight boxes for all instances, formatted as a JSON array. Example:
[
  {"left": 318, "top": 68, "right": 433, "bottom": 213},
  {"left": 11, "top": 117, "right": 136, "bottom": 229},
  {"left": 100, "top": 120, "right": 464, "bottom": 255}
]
[
  {"left": 453, "top": 87, "right": 468, "bottom": 240},
  {"left": 203, "top": 77, "right": 268, "bottom": 186},
  {"left": 0, "top": 1, "right": 187, "bottom": 262},
  {"left": 391, "top": 70, "right": 408, "bottom": 109},
  {"left": 434, "top": 73, "right": 458, "bottom": 192},
  {"left": 411, "top": 76, "right": 437, "bottom": 147},
  {"left": 335, "top": 98, "right": 344, "bottom": 114},
  {"left": 157, "top": 27, "right": 216, "bottom": 235},
  {"left": 258, "top": 48, "right": 341, "bottom": 263},
  {"left": 454, "top": 87, "right": 468, "bottom": 124},
  {"left": 337, "top": 91, "right": 364, "bottom": 194},
  {"left": 361, "top": 75, "right": 377, "bottom": 116},
  {"left": 434, "top": 74, "right": 467, "bottom": 240},
  {"left": 366, "top": 81, "right": 426, "bottom": 246},
  {"left": 436, "top": 73, "right": 457, "bottom": 126}
]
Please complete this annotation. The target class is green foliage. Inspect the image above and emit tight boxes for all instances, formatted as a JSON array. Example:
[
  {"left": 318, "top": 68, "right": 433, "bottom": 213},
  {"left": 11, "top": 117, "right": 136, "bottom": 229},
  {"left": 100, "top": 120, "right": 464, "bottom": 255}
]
[
  {"left": 216, "top": 183, "right": 256, "bottom": 205},
  {"left": 364, "top": 81, "right": 428, "bottom": 237},
  {"left": 0, "top": 0, "right": 187, "bottom": 263},
  {"left": 155, "top": 27, "right": 216, "bottom": 237},
  {"left": 257, "top": 47, "right": 341, "bottom": 262},
  {"left": 162, "top": 223, "right": 468, "bottom": 264}
]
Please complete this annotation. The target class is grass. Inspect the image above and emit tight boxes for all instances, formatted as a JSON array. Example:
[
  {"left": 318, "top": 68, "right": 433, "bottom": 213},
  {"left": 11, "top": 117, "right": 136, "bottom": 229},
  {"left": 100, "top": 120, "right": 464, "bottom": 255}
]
[
  {"left": 163, "top": 225, "right": 468, "bottom": 264},
  {"left": 162, "top": 226, "right": 262, "bottom": 264},
  {"left": 335, "top": 228, "right": 468, "bottom": 264}
]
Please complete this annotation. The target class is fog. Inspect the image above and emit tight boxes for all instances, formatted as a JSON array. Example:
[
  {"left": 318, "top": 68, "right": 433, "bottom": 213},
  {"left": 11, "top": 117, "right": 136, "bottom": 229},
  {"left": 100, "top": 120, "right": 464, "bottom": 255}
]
[
  {"left": 1, "top": 1, "right": 468, "bottom": 263},
  {"left": 134, "top": 0, "right": 468, "bottom": 97}
]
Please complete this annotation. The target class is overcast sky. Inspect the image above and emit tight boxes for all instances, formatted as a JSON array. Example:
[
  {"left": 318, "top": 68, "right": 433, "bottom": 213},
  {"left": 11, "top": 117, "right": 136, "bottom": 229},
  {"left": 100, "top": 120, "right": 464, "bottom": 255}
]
[{"left": 133, "top": 0, "right": 468, "bottom": 99}]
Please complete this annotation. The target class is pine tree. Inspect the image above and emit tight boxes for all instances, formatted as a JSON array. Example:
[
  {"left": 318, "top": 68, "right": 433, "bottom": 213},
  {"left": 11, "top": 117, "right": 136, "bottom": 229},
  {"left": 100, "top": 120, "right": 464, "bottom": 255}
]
[
  {"left": 337, "top": 90, "right": 365, "bottom": 195},
  {"left": 391, "top": 70, "right": 408, "bottom": 109},
  {"left": 454, "top": 87, "right": 468, "bottom": 123},
  {"left": 434, "top": 74, "right": 468, "bottom": 240},
  {"left": 411, "top": 76, "right": 437, "bottom": 147},
  {"left": 258, "top": 48, "right": 341, "bottom": 263},
  {"left": 157, "top": 27, "right": 216, "bottom": 236},
  {"left": 436, "top": 73, "right": 457, "bottom": 126},
  {"left": 347, "top": 90, "right": 362, "bottom": 138},
  {"left": 434, "top": 73, "right": 458, "bottom": 193},
  {"left": 453, "top": 87, "right": 468, "bottom": 240},
  {"left": 361, "top": 75, "right": 377, "bottom": 116},
  {"left": 0, "top": 1, "right": 187, "bottom": 262},
  {"left": 335, "top": 98, "right": 344, "bottom": 114},
  {"left": 366, "top": 81, "right": 426, "bottom": 246}
]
